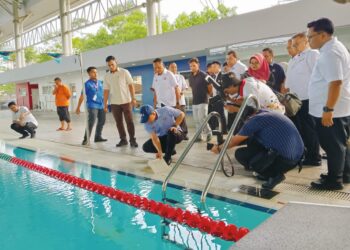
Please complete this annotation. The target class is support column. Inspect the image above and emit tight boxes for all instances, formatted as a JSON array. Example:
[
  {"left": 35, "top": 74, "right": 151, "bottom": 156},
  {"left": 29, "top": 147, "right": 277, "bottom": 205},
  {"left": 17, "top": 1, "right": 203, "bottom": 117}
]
[
  {"left": 146, "top": 0, "right": 156, "bottom": 36},
  {"left": 13, "top": 0, "right": 25, "bottom": 68},
  {"left": 60, "top": 0, "right": 73, "bottom": 56},
  {"left": 157, "top": 0, "right": 162, "bottom": 34}
]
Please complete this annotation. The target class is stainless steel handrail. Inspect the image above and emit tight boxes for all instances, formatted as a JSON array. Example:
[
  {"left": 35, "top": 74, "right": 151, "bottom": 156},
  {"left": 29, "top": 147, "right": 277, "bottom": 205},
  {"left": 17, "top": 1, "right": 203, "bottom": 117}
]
[
  {"left": 200, "top": 95, "right": 259, "bottom": 203},
  {"left": 162, "top": 111, "right": 221, "bottom": 201}
]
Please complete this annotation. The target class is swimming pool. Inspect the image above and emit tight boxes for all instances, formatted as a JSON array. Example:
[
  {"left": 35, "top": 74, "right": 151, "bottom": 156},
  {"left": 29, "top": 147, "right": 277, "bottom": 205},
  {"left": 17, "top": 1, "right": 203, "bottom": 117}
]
[{"left": 0, "top": 143, "right": 273, "bottom": 250}]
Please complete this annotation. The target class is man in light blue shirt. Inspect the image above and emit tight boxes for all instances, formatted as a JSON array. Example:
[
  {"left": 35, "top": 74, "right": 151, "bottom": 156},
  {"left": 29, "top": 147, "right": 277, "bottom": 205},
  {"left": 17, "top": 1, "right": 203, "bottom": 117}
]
[
  {"left": 76, "top": 66, "right": 107, "bottom": 145},
  {"left": 141, "top": 105, "right": 185, "bottom": 165}
]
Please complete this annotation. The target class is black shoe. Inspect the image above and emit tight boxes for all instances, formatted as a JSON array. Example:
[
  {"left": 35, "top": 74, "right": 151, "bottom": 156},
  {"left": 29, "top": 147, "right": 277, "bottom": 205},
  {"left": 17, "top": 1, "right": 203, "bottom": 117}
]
[
  {"left": 163, "top": 156, "right": 172, "bottom": 166},
  {"left": 321, "top": 173, "right": 350, "bottom": 184},
  {"left": 116, "top": 139, "right": 128, "bottom": 147},
  {"left": 82, "top": 140, "right": 88, "bottom": 145},
  {"left": 171, "top": 149, "right": 177, "bottom": 156},
  {"left": 19, "top": 134, "right": 29, "bottom": 139},
  {"left": 343, "top": 177, "right": 350, "bottom": 184},
  {"left": 311, "top": 179, "right": 343, "bottom": 190},
  {"left": 262, "top": 174, "right": 285, "bottom": 190},
  {"left": 321, "top": 153, "right": 327, "bottom": 159},
  {"left": 30, "top": 131, "right": 36, "bottom": 138},
  {"left": 94, "top": 138, "right": 107, "bottom": 142},
  {"left": 302, "top": 159, "right": 322, "bottom": 166},
  {"left": 130, "top": 139, "right": 138, "bottom": 148}
]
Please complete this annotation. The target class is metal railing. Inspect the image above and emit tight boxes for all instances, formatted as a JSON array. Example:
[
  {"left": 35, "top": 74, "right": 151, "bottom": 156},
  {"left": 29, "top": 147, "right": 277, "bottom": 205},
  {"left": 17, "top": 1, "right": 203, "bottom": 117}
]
[
  {"left": 200, "top": 94, "right": 259, "bottom": 203},
  {"left": 162, "top": 111, "right": 221, "bottom": 201}
]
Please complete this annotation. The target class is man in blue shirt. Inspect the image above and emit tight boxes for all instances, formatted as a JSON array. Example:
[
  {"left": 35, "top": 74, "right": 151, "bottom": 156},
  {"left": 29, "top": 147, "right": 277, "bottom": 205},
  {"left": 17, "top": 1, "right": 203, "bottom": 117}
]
[
  {"left": 141, "top": 105, "right": 185, "bottom": 165},
  {"left": 211, "top": 110, "right": 304, "bottom": 189},
  {"left": 262, "top": 48, "right": 286, "bottom": 92},
  {"left": 76, "top": 66, "right": 107, "bottom": 145}
]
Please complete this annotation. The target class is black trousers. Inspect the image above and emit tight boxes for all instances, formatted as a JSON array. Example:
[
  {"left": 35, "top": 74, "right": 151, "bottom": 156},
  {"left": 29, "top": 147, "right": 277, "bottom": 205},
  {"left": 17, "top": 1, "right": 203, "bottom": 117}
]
[
  {"left": 83, "top": 108, "right": 106, "bottom": 141},
  {"left": 11, "top": 122, "right": 37, "bottom": 136},
  {"left": 291, "top": 100, "right": 320, "bottom": 161},
  {"left": 208, "top": 99, "right": 227, "bottom": 133},
  {"left": 314, "top": 116, "right": 350, "bottom": 182},
  {"left": 235, "top": 138, "right": 299, "bottom": 178},
  {"left": 142, "top": 129, "right": 184, "bottom": 160},
  {"left": 57, "top": 106, "right": 71, "bottom": 123}
]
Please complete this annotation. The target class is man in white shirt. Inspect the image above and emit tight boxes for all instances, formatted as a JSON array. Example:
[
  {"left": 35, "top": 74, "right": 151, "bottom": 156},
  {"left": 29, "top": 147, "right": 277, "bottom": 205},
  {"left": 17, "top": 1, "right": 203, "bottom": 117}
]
[
  {"left": 151, "top": 58, "right": 180, "bottom": 108},
  {"left": 168, "top": 62, "right": 189, "bottom": 139},
  {"left": 307, "top": 18, "right": 350, "bottom": 190},
  {"left": 104, "top": 55, "right": 138, "bottom": 147},
  {"left": 285, "top": 32, "right": 321, "bottom": 166},
  {"left": 226, "top": 50, "right": 248, "bottom": 79},
  {"left": 281, "top": 39, "right": 298, "bottom": 93},
  {"left": 222, "top": 73, "right": 285, "bottom": 115},
  {"left": 8, "top": 101, "right": 38, "bottom": 139}
]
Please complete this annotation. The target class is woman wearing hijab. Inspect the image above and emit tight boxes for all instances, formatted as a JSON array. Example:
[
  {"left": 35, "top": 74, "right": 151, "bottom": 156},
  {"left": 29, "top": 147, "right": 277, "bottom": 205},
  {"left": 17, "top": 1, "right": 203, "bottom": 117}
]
[{"left": 243, "top": 53, "right": 275, "bottom": 88}]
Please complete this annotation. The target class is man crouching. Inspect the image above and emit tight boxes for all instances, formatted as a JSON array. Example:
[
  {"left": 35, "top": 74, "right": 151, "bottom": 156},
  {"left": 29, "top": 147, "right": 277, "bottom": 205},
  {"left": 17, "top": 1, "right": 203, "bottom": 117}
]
[
  {"left": 141, "top": 105, "right": 185, "bottom": 166},
  {"left": 8, "top": 101, "right": 38, "bottom": 139},
  {"left": 211, "top": 109, "right": 304, "bottom": 190}
]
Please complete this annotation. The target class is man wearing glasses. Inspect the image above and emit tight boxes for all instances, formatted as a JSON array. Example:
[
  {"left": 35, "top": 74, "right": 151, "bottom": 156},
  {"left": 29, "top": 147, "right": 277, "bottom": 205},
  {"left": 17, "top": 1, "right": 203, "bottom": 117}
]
[{"left": 307, "top": 18, "right": 350, "bottom": 190}]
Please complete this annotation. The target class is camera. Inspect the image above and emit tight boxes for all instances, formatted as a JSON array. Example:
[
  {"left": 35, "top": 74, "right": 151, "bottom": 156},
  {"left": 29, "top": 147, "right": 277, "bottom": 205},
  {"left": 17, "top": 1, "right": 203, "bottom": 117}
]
[{"left": 205, "top": 75, "right": 241, "bottom": 108}]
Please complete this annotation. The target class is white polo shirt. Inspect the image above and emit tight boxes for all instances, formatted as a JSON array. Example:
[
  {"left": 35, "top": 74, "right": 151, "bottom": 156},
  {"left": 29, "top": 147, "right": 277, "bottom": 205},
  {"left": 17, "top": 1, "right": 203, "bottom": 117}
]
[
  {"left": 285, "top": 48, "right": 319, "bottom": 100},
  {"left": 12, "top": 106, "right": 38, "bottom": 126},
  {"left": 174, "top": 73, "right": 188, "bottom": 106},
  {"left": 242, "top": 77, "right": 285, "bottom": 114},
  {"left": 230, "top": 60, "right": 248, "bottom": 79},
  {"left": 104, "top": 67, "right": 134, "bottom": 105},
  {"left": 152, "top": 69, "right": 178, "bottom": 107},
  {"left": 309, "top": 37, "right": 350, "bottom": 118}
]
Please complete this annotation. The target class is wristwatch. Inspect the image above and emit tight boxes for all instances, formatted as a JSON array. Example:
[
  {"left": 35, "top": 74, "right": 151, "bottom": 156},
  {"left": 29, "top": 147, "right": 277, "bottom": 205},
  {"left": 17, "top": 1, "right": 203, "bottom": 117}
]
[{"left": 323, "top": 106, "right": 334, "bottom": 112}]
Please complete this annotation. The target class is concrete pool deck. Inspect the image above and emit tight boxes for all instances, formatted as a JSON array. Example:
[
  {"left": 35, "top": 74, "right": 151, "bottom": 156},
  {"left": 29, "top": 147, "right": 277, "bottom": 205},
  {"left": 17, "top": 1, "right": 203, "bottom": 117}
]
[
  {"left": 1, "top": 109, "right": 350, "bottom": 211},
  {"left": 234, "top": 202, "right": 350, "bottom": 250}
]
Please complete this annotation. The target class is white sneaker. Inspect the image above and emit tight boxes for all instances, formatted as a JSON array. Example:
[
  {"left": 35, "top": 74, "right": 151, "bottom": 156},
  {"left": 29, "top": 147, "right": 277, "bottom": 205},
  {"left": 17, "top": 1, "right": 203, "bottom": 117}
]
[{"left": 147, "top": 159, "right": 170, "bottom": 174}]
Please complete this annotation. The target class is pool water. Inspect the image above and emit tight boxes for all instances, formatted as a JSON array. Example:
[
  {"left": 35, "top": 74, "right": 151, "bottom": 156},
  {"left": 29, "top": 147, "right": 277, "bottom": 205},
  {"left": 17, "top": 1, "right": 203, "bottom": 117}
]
[{"left": 0, "top": 144, "right": 273, "bottom": 250}]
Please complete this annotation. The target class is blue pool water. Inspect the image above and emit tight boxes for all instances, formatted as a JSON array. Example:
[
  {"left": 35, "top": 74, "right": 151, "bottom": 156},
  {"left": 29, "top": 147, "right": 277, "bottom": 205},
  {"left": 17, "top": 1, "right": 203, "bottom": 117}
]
[{"left": 0, "top": 144, "right": 273, "bottom": 250}]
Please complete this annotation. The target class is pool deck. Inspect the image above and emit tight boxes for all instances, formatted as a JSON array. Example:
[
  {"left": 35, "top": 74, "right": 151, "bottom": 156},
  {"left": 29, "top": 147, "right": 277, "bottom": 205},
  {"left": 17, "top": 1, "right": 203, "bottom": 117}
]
[
  {"left": 234, "top": 202, "right": 350, "bottom": 250},
  {"left": 1, "top": 109, "right": 350, "bottom": 212}
]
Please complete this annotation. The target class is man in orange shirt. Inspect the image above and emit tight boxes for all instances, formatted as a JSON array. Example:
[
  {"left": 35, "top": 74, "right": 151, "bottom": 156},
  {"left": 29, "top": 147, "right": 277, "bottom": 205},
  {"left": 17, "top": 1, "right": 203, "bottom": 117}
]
[{"left": 52, "top": 77, "right": 72, "bottom": 131}]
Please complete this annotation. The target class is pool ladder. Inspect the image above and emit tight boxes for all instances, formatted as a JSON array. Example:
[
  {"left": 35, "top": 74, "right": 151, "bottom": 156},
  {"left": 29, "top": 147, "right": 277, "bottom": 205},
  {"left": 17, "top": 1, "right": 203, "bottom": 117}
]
[{"left": 162, "top": 94, "right": 259, "bottom": 203}]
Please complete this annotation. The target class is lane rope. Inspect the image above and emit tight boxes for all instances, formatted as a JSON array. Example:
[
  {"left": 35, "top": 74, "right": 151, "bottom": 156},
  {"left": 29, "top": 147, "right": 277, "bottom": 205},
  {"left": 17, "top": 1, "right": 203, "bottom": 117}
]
[{"left": 0, "top": 152, "right": 250, "bottom": 242}]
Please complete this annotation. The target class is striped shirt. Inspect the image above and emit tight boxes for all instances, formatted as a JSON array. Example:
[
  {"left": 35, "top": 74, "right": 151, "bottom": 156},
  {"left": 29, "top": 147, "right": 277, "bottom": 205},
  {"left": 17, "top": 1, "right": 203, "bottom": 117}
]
[{"left": 238, "top": 110, "right": 304, "bottom": 161}]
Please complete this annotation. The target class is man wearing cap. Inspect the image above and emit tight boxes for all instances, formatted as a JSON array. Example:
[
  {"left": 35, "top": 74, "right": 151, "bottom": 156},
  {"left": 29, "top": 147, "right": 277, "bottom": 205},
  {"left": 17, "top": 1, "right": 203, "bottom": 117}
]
[{"left": 140, "top": 105, "right": 185, "bottom": 165}]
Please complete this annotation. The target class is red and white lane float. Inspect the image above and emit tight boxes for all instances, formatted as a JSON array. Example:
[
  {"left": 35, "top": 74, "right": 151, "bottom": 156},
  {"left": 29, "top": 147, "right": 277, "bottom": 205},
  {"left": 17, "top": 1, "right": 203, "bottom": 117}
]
[{"left": 0, "top": 152, "right": 250, "bottom": 242}]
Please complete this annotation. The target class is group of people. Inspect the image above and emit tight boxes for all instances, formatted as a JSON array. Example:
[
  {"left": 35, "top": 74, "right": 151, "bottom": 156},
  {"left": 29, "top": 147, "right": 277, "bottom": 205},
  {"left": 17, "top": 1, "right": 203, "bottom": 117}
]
[{"left": 8, "top": 17, "right": 350, "bottom": 191}]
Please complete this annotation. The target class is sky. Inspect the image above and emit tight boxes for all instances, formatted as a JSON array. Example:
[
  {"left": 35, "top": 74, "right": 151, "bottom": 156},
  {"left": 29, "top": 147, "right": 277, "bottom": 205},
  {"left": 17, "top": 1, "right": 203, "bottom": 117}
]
[{"left": 160, "top": 0, "right": 296, "bottom": 21}]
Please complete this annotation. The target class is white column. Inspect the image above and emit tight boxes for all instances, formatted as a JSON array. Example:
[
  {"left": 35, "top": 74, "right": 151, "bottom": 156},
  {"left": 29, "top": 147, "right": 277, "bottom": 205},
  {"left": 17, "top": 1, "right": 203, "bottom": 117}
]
[
  {"left": 146, "top": 0, "right": 156, "bottom": 36},
  {"left": 60, "top": 0, "right": 73, "bottom": 56},
  {"left": 157, "top": 0, "right": 162, "bottom": 34},
  {"left": 13, "top": 0, "right": 25, "bottom": 68}
]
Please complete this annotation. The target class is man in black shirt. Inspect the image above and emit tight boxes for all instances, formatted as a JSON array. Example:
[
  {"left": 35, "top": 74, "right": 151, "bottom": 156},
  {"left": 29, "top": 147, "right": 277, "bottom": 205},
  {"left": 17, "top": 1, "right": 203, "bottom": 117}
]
[
  {"left": 188, "top": 57, "right": 212, "bottom": 142},
  {"left": 262, "top": 48, "right": 286, "bottom": 92}
]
